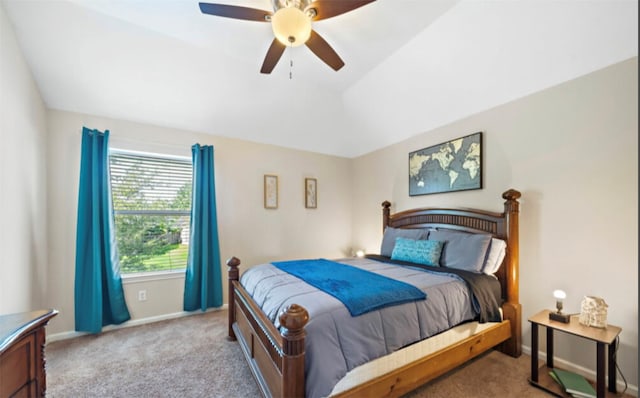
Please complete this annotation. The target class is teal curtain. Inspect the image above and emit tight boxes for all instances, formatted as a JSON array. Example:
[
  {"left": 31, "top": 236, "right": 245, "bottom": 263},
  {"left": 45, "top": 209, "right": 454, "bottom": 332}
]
[
  {"left": 184, "top": 144, "right": 223, "bottom": 311},
  {"left": 74, "top": 127, "right": 130, "bottom": 333}
]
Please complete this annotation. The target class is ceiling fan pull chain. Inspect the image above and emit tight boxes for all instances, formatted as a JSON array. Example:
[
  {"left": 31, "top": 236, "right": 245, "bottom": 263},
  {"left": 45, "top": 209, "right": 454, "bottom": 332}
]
[{"left": 289, "top": 43, "right": 293, "bottom": 80}]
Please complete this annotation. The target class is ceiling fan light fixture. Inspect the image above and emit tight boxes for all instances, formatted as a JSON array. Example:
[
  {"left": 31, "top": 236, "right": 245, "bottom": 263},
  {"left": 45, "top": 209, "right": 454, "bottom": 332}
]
[{"left": 271, "top": 7, "right": 311, "bottom": 47}]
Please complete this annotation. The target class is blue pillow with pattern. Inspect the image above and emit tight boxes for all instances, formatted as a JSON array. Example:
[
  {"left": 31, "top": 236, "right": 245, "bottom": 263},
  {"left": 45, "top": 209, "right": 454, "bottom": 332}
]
[{"left": 390, "top": 237, "right": 444, "bottom": 266}]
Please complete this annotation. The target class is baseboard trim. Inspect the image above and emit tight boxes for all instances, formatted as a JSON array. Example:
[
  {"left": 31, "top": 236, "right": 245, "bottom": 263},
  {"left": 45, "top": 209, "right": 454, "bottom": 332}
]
[
  {"left": 522, "top": 344, "right": 638, "bottom": 397},
  {"left": 47, "top": 304, "right": 228, "bottom": 343}
]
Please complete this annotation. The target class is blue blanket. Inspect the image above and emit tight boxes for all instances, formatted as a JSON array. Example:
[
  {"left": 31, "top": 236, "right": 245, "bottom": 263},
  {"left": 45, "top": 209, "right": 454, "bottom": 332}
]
[{"left": 271, "top": 259, "right": 426, "bottom": 316}]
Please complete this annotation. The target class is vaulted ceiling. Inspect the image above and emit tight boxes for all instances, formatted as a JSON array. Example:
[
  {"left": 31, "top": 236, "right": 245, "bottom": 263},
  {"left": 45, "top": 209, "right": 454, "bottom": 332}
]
[{"left": 2, "top": 0, "right": 637, "bottom": 157}]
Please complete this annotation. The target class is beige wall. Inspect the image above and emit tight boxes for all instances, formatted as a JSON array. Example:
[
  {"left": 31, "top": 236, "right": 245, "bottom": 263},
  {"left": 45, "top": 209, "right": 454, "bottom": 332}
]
[
  {"left": 45, "top": 110, "right": 353, "bottom": 334},
  {"left": 351, "top": 57, "right": 638, "bottom": 388},
  {"left": 0, "top": 5, "right": 48, "bottom": 314}
]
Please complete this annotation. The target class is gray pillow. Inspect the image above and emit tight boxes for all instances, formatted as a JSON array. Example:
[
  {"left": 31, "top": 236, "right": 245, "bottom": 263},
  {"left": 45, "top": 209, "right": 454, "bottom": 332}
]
[
  {"left": 380, "top": 227, "right": 429, "bottom": 257},
  {"left": 428, "top": 229, "right": 492, "bottom": 273}
]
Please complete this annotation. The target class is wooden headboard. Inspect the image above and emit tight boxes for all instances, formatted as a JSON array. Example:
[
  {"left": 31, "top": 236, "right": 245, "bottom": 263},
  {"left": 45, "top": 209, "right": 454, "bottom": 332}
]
[{"left": 381, "top": 189, "right": 522, "bottom": 356}]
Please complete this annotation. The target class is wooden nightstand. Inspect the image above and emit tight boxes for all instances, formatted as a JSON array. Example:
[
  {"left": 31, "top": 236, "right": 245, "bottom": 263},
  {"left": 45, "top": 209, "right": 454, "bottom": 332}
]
[{"left": 528, "top": 309, "right": 622, "bottom": 398}]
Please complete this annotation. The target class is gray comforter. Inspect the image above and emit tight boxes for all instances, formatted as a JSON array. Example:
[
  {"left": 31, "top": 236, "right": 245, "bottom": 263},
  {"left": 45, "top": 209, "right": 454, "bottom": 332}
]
[{"left": 240, "top": 257, "right": 478, "bottom": 398}]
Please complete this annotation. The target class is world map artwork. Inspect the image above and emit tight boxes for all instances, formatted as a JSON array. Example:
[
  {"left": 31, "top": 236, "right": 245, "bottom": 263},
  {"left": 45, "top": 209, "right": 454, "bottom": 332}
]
[{"left": 409, "top": 132, "right": 482, "bottom": 196}]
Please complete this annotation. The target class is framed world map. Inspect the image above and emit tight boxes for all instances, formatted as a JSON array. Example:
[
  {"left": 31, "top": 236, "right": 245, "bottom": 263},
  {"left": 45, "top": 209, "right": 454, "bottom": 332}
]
[{"left": 409, "top": 132, "right": 483, "bottom": 196}]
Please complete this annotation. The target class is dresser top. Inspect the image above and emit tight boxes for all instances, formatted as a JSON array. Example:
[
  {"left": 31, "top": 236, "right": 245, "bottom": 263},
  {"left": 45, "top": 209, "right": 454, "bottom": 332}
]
[{"left": 0, "top": 309, "right": 58, "bottom": 353}]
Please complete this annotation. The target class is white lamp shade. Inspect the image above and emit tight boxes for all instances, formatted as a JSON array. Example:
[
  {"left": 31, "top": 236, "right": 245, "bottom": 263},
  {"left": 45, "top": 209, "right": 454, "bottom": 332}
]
[{"left": 271, "top": 7, "right": 311, "bottom": 47}]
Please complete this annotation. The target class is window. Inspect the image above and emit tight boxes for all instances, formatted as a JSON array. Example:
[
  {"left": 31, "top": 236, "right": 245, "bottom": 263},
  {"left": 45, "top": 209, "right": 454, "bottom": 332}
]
[{"left": 109, "top": 150, "right": 192, "bottom": 274}]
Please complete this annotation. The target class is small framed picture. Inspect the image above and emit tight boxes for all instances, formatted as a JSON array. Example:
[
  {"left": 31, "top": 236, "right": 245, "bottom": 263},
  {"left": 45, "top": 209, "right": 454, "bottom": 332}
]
[
  {"left": 264, "top": 175, "right": 278, "bottom": 209},
  {"left": 305, "top": 178, "right": 317, "bottom": 209}
]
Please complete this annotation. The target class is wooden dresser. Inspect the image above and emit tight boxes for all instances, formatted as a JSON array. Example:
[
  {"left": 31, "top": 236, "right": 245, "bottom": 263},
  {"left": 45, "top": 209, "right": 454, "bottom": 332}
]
[{"left": 0, "top": 309, "right": 58, "bottom": 398}]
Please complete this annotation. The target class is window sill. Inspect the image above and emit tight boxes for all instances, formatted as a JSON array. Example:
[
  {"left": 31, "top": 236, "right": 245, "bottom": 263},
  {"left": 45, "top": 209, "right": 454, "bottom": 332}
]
[{"left": 122, "top": 269, "right": 185, "bottom": 284}]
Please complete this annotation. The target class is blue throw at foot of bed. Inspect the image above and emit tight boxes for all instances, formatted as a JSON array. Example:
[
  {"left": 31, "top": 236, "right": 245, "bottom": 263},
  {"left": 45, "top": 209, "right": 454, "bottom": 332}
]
[{"left": 271, "top": 258, "right": 426, "bottom": 316}]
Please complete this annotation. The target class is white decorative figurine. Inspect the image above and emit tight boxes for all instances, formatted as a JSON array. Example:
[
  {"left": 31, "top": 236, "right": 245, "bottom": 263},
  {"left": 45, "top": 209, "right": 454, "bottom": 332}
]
[{"left": 579, "top": 296, "right": 608, "bottom": 328}]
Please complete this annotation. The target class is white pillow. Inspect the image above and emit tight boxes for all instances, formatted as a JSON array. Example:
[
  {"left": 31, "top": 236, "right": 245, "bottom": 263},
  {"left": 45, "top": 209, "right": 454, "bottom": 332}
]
[{"left": 482, "top": 238, "right": 506, "bottom": 275}]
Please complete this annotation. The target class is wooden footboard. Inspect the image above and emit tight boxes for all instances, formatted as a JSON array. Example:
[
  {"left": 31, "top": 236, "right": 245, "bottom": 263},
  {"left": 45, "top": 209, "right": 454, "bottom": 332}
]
[
  {"left": 332, "top": 320, "right": 512, "bottom": 397},
  {"left": 228, "top": 257, "right": 307, "bottom": 397},
  {"left": 227, "top": 189, "right": 522, "bottom": 397}
]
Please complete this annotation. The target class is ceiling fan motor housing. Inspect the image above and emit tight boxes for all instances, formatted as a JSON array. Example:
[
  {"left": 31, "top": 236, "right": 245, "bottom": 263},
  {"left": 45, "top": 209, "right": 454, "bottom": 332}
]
[
  {"left": 271, "top": 0, "right": 314, "bottom": 46},
  {"left": 272, "top": 0, "right": 313, "bottom": 13}
]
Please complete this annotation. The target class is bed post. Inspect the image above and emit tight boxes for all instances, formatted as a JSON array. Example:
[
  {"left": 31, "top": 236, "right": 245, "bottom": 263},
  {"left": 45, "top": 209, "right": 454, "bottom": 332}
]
[
  {"left": 280, "top": 304, "right": 309, "bottom": 398},
  {"left": 382, "top": 200, "right": 391, "bottom": 231},
  {"left": 501, "top": 189, "right": 522, "bottom": 357},
  {"left": 227, "top": 256, "right": 240, "bottom": 341}
]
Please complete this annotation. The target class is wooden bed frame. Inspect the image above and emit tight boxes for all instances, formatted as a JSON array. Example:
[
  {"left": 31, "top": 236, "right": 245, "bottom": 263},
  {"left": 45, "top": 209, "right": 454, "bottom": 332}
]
[{"left": 226, "top": 189, "right": 522, "bottom": 397}]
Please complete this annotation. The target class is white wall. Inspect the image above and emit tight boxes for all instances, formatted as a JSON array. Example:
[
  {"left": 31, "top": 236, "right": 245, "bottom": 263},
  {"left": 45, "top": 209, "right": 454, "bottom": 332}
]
[
  {"left": 45, "top": 110, "right": 353, "bottom": 334},
  {"left": 351, "top": 58, "right": 638, "bottom": 389},
  {"left": 0, "top": 4, "right": 48, "bottom": 314}
]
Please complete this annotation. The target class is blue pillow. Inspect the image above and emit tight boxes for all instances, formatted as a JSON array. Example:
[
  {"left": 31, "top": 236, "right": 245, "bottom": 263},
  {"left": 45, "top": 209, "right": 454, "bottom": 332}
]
[{"left": 390, "top": 237, "right": 444, "bottom": 266}]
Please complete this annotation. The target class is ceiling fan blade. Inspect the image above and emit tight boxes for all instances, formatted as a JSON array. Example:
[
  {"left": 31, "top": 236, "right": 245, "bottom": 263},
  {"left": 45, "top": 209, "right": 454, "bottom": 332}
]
[
  {"left": 305, "top": 30, "right": 345, "bottom": 71},
  {"left": 199, "top": 3, "right": 271, "bottom": 22},
  {"left": 261, "top": 39, "right": 286, "bottom": 74},
  {"left": 306, "top": 0, "right": 375, "bottom": 21}
]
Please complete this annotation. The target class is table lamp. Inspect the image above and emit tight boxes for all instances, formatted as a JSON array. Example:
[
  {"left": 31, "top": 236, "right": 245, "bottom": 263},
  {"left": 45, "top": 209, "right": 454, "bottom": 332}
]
[{"left": 549, "top": 289, "right": 570, "bottom": 323}]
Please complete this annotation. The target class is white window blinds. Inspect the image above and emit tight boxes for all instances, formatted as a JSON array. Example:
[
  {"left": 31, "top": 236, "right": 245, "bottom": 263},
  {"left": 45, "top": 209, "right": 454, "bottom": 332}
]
[{"left": 109, "top": 150, "right": 192, "bottom": 274}]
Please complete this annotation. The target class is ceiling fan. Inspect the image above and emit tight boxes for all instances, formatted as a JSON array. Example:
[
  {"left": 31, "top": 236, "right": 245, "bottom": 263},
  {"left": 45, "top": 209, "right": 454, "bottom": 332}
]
[{"left": 198, "top": 0, "right": 376, "bottom": 74}]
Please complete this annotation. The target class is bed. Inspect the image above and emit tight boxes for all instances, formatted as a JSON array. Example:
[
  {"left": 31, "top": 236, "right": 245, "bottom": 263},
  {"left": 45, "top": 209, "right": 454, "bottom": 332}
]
[{"left": 226, "top": 189, "right": 522, "bottom": 397}]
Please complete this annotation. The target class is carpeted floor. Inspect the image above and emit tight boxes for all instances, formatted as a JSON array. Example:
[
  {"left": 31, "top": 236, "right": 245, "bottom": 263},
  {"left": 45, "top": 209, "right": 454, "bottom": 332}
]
[{"left": 43, "top": 310, "right": 565, "bottom": 397}]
